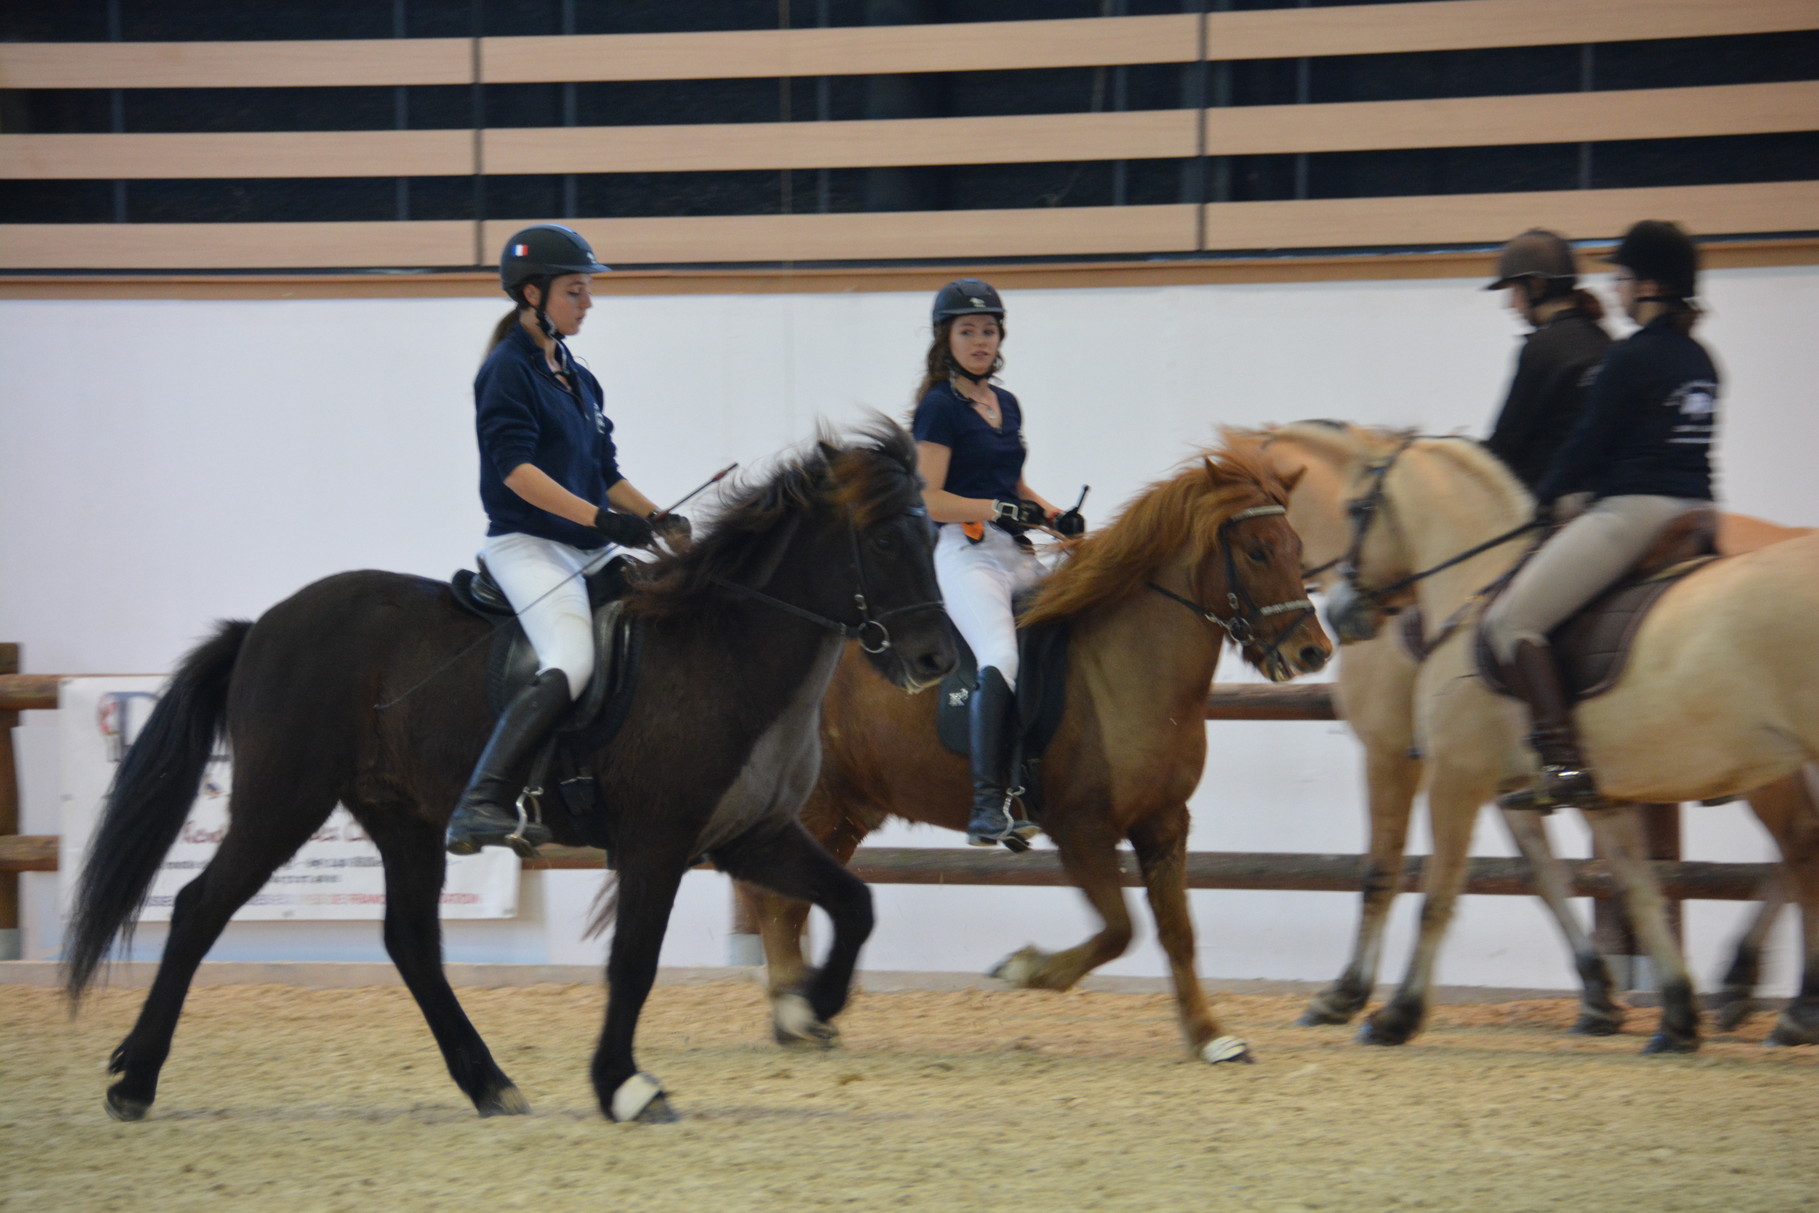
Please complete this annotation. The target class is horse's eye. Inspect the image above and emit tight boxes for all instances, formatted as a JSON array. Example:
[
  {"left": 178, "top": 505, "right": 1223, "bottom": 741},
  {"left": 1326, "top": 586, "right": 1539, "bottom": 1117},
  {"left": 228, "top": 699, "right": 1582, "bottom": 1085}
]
[
  {"left": 1249, "top": 545, "right": 1270, "bottom": 565},
  {"left": 871, "top": 531, "right": 900, "bottom": 554}
]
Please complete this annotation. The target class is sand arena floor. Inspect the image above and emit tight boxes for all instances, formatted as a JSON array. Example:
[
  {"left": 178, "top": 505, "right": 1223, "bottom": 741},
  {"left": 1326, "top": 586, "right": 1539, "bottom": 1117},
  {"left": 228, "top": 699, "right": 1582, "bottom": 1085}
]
[{"left": 2, "top": 979, "right": 1816, "bottom": 1213}]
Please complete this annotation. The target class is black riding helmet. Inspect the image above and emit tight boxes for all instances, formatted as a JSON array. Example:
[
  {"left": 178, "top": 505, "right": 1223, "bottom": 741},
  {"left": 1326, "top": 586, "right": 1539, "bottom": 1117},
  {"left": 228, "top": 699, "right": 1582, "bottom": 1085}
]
[
  {"left": 499, "top": 223, "right": 610, "bottom": 347},
  {"left": 932, "top": 278, "right": 1005, "bottom": 328},
  {"left": 500, "top": 223, "right": 610, "bottom": 291},
  {"left": 1485, "top": 228, "right": 1577, "bottom": 292},
  {"left": 1603, "top": 219, "right": 1698, "bottom": 301}
]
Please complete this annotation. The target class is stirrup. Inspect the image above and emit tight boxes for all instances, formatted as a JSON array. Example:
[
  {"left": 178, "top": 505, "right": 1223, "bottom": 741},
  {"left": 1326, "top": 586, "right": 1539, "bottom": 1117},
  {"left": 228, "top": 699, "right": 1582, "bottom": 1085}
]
[
  {"left": 967, "top": 794, "right": 1015, "bottom": 848},
  {"left": 1533, "top": 764, "right": 1602, "bottom": 811}
]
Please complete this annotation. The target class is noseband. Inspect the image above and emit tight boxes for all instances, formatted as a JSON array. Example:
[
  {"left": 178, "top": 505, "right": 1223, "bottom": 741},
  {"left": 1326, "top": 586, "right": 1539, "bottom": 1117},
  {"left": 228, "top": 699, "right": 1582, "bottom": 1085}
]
[
  {"left": 1146, "top": 503, "right": 1317, "bottom": 672},
  {"left": 716, "top": 507, "right": 945, "bottom": 655}
]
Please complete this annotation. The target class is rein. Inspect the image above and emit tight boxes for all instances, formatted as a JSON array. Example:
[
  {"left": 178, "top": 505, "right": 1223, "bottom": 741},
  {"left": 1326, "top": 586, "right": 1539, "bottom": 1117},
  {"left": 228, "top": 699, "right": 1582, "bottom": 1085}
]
[
  {"left": 1145, "top": 504, "right": 1317, "bottom": 672},
  {"left": 715, "top": 508, "right": 944, "bottom": 655},
  {"left": 1324, "top": 436, "right": 1540, "bottom": 608}
]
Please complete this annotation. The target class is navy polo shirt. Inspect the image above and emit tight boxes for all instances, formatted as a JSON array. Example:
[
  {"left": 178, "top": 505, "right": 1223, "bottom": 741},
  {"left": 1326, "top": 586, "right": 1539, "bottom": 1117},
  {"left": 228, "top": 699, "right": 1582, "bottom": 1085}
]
[
  {"left": 911, "top": 381, "right": 1026, "bottom": 501},
  {"left": 475, "top": 324, "right": 623, "bottom": 549}
]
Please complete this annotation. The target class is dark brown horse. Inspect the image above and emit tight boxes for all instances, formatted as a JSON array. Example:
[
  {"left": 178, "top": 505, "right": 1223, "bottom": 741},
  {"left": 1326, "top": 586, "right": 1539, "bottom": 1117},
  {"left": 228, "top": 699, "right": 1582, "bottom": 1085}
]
[
  {"left": 65, "top": 421, "right": 954, "bottom": 1123},
  {"left": 742, "top": 437, "right": 1332, "bottom": 1063}
]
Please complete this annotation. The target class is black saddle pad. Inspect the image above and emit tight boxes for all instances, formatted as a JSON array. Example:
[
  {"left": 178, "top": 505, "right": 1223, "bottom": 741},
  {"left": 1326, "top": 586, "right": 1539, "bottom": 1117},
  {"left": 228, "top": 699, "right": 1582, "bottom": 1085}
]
[
  {"left": 935, "top": 619, "right": 1071, "bottom": 772},
  {"left": 1475, "top": 557, "right": 1718, "bottom": 701}
]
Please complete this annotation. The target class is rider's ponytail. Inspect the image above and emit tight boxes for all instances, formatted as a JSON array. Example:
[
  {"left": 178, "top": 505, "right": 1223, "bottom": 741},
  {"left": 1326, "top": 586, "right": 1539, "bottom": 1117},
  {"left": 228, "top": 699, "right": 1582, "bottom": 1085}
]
[
  {"left": 486, "top": 307, "right": 520, "bottom": 356},
  {"left": 1569, "top": 287, "right": 1605, "bottom": 322}
]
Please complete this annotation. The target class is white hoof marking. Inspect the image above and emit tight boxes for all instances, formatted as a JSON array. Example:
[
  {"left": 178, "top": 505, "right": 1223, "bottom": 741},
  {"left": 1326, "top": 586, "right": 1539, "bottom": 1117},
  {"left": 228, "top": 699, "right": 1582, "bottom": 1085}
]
[
  {"left": 610, "top": 1072, "right": 665, "bottom": 1123},
  {"left": 773, "top": 993, "right": 837, "bottom": 1046},
  {"left": 1199, "top": 1035, "right": 1252, "bottom": 1065},
  {"left": 989, "top": 945, "right": 1046, "bottom": 986}
]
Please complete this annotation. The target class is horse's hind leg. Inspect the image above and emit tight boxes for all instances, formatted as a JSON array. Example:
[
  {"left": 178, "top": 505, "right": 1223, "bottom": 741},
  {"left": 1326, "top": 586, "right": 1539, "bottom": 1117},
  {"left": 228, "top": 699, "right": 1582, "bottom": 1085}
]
[
  {"left": 1129, "top": 806, "right": 1249, "bottom": 1064},
  {"left": 1498, "top": 807, "right": 1626, "bottom": 1035},
  {"left": 1713, "top": 873, "right": 1790, "bottom": 1031},
  {"left": 713, "top": 820, "right": 876, "bottom": 1049},
  {"left": 355, "top": 804, "right": 527, "bottom": 1115},
  {"left": 1745, "top": 773, "right": 1819, "bottom": 1046},
  {"left": 105, "top": 783, "right": 334, "bottom": 1120},
  {"left": 990, "top": 812, "right": 1133, "bottom": 992}
]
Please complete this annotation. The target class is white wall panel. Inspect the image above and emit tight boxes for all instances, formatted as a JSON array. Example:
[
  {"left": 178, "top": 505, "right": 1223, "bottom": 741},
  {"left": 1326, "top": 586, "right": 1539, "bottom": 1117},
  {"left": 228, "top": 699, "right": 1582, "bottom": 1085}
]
[{"left": 3, "top": 264, "right": 1813, "bottom": 996}]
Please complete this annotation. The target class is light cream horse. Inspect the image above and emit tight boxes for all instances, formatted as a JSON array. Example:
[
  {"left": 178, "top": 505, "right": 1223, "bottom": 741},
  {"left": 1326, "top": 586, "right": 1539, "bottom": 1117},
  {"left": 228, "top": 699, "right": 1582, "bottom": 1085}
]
[{"left": 1261, "top": 421, "right": 1819, "bottom": 1052}]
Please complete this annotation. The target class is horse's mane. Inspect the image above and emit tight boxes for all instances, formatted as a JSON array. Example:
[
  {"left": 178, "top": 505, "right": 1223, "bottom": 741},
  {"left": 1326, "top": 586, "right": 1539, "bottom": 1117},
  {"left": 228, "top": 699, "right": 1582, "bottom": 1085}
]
[
  {"left": 1019, "top": 434, "right": 1289, "bottom": 629},
  {"left": 624, "top": 416, "right": 920, "bottom": 620},
  {"left": 1266, "top": 420, "right": 1529, "bottom": 511}
]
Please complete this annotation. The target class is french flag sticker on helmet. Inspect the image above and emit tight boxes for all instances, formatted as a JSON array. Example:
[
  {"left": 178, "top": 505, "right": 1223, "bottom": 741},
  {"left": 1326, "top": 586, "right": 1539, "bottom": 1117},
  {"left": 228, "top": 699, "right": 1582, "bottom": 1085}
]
[{"left": 512, "top": 243, "right": 530, "bottom": 257}]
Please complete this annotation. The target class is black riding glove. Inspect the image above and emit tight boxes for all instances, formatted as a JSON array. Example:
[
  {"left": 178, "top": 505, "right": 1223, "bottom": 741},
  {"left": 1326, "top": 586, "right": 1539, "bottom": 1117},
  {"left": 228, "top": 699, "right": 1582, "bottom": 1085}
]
[
  {"left": 991, "top": 499, "right": 1048, "bottom": 529},
  {"left": 650, "top": 512, "right": 692, "bottom": 546},
  {"left": 593, "top": 507, "right": 655, "bottom": 548},
  {"left": 1052, "top": 508, "right": 1086, "bottom": 537}
]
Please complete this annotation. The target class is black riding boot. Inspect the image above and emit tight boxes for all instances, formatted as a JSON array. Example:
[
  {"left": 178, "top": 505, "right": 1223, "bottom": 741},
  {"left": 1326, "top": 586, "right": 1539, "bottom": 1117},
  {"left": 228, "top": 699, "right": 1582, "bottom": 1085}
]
[
  {"left": 966, "top": 667, "right": 1027, "bottom": 847},
  {"left": 1506, "top": 638, "right": 1600, "bottom": 810},
  {"left": 445, "top": 669, "right": 571, "bottom": 857}
]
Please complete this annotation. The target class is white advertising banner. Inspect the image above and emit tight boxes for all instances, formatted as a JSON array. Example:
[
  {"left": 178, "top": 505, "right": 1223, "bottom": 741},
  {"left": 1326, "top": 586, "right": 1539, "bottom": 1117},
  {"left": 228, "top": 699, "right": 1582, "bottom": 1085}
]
[{"left": 58, "top": 677, "right": 519, "bottom": 921}]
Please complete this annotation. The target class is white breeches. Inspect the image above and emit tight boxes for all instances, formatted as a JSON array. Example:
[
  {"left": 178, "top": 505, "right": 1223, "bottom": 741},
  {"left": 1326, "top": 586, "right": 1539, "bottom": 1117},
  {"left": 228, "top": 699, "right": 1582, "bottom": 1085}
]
[
  {"left": 481, "top": 531, "right": 616, "bottom": 701},
  {"left": 934, "top": 523, "right": 1043, "bottom": 689}
]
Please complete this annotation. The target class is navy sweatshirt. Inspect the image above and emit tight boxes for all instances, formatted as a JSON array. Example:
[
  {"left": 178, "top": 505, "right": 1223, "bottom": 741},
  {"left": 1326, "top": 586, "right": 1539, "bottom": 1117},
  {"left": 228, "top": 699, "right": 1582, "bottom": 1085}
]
[
  {"left": 1534, "top": 314, "right": 1718, "bottom": 505},
  {"left": 911, "top": 381, "right": 1026, "bottom": 502},
  {"left": 475, "top": 324, "right": 622, "bottom": 549},
  {"left": 1485, "top": 309, "right": 1611, "bottom": 492}
]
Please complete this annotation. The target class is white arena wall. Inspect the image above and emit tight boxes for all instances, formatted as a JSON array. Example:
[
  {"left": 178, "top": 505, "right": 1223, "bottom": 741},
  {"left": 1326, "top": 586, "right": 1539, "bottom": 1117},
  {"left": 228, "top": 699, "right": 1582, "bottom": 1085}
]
[{"left": 2, "top": 262, "right": 1815, "bottom": 995}]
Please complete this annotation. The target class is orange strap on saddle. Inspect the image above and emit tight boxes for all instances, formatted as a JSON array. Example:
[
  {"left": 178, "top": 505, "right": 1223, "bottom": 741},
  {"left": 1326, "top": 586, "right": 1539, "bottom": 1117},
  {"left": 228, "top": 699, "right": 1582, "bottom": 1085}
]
[{"left": 961, "top": 521, "right": 986, "bottom": 543}]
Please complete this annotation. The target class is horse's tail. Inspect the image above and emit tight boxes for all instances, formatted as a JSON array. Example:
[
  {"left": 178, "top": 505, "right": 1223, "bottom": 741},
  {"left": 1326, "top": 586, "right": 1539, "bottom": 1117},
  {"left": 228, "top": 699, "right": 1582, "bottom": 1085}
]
[{"left": 64, "top": 620, "right": 251, "bottom": 1004}]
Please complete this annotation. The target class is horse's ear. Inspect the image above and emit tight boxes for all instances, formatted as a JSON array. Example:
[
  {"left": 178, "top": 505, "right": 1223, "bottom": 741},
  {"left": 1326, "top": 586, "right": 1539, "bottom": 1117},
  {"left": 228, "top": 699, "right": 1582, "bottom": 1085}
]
[
  {"left": 817, "top": 440, "right": 842, "bottom": 463},
  {"left": 1202, "top": 455, "right": 1233, "bottom": 485},
  {"left": 1280, "top": 465, "right": 1306, "bottom": 493}
]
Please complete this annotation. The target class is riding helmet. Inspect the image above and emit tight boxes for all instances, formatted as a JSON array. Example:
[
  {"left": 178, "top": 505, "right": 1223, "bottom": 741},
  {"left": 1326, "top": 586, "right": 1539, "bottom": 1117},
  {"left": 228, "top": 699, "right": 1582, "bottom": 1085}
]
[
  {"left": 1602, "top": 219, "right": 1698, "bottom": 299},
  {"left": 499, "top": 224, "right": 610, "bottom": 293},
  {"left": 1484, "top": 229, "right": 1578, "bottom": 291},
  {"left": 932, "top": 278, "right": 1005, "bottom": 327}
]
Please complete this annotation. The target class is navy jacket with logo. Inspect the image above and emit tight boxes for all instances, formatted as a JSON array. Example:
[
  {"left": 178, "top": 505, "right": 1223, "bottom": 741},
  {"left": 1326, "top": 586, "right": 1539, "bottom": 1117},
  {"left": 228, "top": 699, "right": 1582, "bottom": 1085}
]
[
  {"left": 475, "top": 324, "right": 622, "bottom": 549},
  {"left": 1534, "top": 314, "right": 1718, "bottom": 505}
]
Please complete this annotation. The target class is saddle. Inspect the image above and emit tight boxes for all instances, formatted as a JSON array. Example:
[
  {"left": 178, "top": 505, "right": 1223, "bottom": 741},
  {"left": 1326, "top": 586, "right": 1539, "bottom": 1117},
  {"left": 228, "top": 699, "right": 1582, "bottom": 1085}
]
[
  {"left": 934, "top": 615, "right": 1072, "bottom": 822},
  {"left": 449, "top": 557, "right": 644, "bottom": 856},
  {"left": 1473, "top": 507, "right": 1720, "bottom": 701}
]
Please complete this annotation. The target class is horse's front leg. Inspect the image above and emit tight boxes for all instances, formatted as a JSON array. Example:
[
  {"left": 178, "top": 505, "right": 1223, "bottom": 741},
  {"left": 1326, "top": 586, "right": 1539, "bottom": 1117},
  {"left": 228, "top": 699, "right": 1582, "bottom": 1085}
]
[
  {"left": 1712, "top": 874, "right": 1790, "bottom": 1030},
  {"left": 742, "top": 790, "right": 876, "bottom": 1004},
  {"left": 990, "top": 813, "right": 1133, "bottom": 992},
  {"left": 1582, "top": 805, "right": 1699, "bottom": 1053},
  {"left": 1129, "top": 806, "right": 1251, "bottom": 1064},
  {"left": 1359, "top": 764, "right": 1491, "bottom": 1046},
  {"left": 590, "top": 854, "right": 690, "bottom": 1123},
  {"left": 1498, "top": 806, "right": 1626, "bottom": 1036},
  {"left": 1741, "top": 775, "right": 1819, "bottom": 1046},
  {"left": 1303, "top": 737, "right": 1421, "bottom": 1027},
  {"left": 713, "top": 819, "right": 875, "bottom": 1049}
]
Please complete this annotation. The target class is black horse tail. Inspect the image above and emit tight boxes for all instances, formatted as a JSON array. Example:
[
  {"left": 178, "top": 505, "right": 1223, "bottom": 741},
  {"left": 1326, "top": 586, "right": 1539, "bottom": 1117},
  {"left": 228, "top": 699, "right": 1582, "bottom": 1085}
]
[{"left": 64, "top": 620, "right": 251, "bottom": 1003}]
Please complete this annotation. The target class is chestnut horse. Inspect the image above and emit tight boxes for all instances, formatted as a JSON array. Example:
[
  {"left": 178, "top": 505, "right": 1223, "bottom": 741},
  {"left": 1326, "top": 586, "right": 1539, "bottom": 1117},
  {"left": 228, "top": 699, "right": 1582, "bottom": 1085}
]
[
  {"left": 1262, "top": 421, "right": 1819, "bottom": 1053},
  {"left": 742, "top": 439, "right": 1332, "bottom": 1064}
]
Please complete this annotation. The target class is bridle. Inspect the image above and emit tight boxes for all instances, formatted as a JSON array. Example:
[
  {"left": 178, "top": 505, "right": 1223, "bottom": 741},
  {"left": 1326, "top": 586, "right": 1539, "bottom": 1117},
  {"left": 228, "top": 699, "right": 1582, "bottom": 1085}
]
[
  {"left": 716, "top": 506, "right": 945, "bottom": 655},
  {"left": 1145, "top": 503, "right": 1318, "bottom": 676},
  {"left": 1312, "top": 436, "right": 1542, "bottom": 643}
]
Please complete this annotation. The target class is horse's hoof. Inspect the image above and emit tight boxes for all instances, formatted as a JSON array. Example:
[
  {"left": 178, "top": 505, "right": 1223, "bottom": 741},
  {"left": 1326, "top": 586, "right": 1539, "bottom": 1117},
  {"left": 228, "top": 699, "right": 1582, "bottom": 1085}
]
[
  {"left": 771, "top": 993, "right": 840, "bottom": 1050},
  {"left": 1198, "top": 1035, "right": 1254, "bottom": 1065},
  {"left": 104, "top": 1086, "right": 150, "bottom": 1122},
  {"left": 1640, "top": 1032, "right": 1700, "bottom": 1055},
  {"left": 1714, "top": 996, "right": 1758, "bottom": 1032},
  {"left": 1569, "top": 1009, "right": 1625, "bottom": 1037},
  {"left": 1766, "top": 1012, "right": 1819, "bottom": 1048},
  {"left": 1356, "top": 1012, "right": 1416, "bottom": 1047},
  {"left": 476, "top": 1084, "right": 531, "bottom": 1117},
  {"left": 989, "top": 945, "right": 1046, "bottom": 987},
  {"left": 1298, "top": 998, "right": 1360, "bottom": 1027},
  {"left": 608, "top": 1073, "right": 676, "bottom": 1124}
]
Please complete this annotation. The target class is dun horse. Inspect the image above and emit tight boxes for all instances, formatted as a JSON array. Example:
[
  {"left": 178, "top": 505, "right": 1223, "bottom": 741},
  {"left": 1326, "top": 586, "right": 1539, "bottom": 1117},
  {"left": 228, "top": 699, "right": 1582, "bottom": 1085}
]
[
  {"left": 1254, "top": 433, "right": 1816, "bottom": 1038},
  {"left": 65, "top": 422, "right": 955, "bottom": 1123},
  {"left": 1262, "top": 421, "right": 1819, "bottom": 1052},
  {"left": 744, "top": 439, "right": 1332, "bottom": 1063}
]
